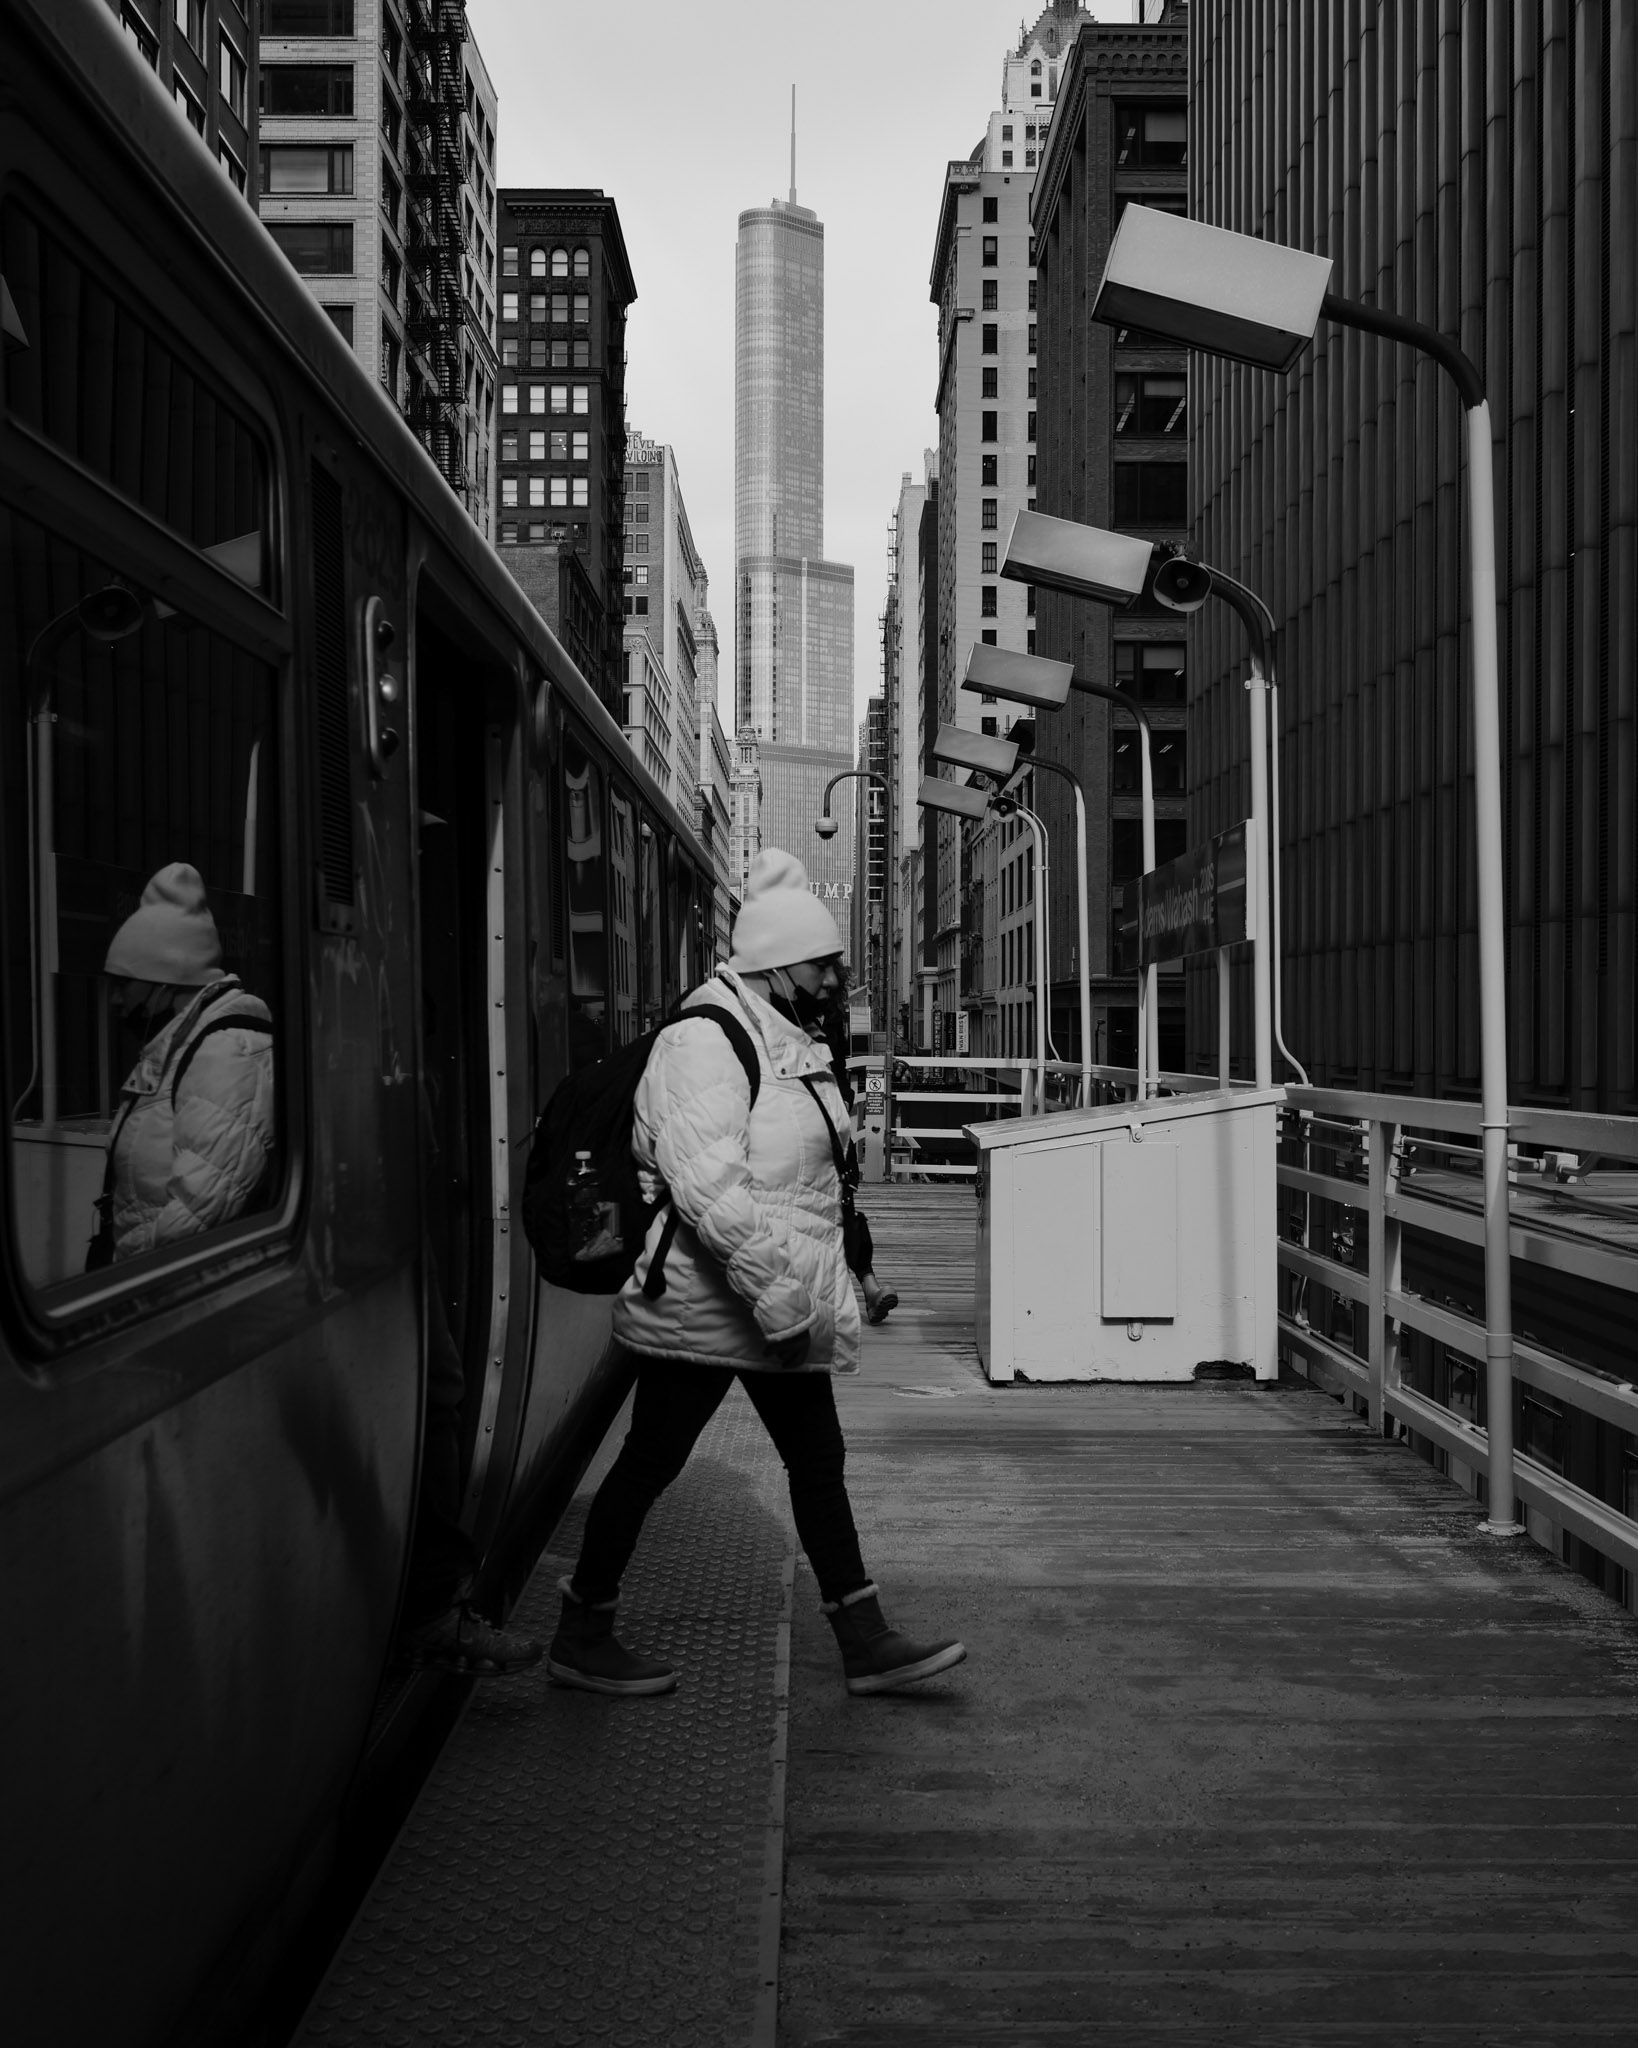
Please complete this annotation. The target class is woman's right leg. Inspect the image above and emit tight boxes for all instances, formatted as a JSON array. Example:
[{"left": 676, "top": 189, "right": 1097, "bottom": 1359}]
[{"left": 571, "top": 1360, "right": 734, "bottom": 1602}]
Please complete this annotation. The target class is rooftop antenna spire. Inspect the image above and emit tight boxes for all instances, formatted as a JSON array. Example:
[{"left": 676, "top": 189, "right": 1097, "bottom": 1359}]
[{"left": 789, "top": 84, "right": 797, "bottom": 204}]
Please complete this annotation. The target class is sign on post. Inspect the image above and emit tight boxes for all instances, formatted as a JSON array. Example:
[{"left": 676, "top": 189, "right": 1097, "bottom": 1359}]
[{"left": 1136, "top": 821, "right": 1255, "bottom": 965}]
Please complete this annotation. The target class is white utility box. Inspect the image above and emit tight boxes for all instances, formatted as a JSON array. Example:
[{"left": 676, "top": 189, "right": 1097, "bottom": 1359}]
[{"left": 967, "top": 1088, "right": 1284, "bottom": 1383}]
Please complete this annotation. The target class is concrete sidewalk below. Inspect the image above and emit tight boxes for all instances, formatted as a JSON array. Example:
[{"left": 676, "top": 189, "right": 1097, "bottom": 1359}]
[{"left": 780, "top": 1185, "right": 1638, "bottom": 2045}]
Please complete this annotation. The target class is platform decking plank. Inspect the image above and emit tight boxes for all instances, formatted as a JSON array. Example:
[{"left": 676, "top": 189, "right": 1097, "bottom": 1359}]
[{"left": 781, "top": 1183, "right": 1638, "bottom": 2045}]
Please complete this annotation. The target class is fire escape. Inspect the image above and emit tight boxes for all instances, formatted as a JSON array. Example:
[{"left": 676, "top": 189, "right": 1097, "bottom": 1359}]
[{"left": 404, "top": 0, "right": 468, "bottom": 494}]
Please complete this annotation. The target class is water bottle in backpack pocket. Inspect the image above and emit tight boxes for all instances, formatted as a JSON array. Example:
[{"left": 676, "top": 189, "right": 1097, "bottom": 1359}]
[{"left": 567, "top": 1150, "right": 625, "bottom": 1262}]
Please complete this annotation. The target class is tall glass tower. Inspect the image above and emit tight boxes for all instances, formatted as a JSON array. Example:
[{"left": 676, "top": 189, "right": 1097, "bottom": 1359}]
[{"left": 734, "top": 143, "right": 855, "bottom": 924}]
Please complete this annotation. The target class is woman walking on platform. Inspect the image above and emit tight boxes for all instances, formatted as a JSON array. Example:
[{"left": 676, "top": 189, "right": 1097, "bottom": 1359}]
[{"left": 547, "top": 850, "right": 965, "bottom": 1699}]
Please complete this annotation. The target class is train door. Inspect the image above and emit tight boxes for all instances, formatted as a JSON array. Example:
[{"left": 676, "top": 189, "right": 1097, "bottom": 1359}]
[{"left": 409, "top": 600, "right": 519, "bottom": 1532}]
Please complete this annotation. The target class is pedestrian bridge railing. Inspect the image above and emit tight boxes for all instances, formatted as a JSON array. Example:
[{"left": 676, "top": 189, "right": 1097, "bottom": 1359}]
[{"left": 863, "top": 1058, "right": 1638, "bottom": 1598}]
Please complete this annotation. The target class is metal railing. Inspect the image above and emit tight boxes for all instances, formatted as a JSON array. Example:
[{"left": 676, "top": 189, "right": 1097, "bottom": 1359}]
[
  {"left": 866, "top": 1054, "right": 1167, "bottom": 1179},
  {"left": 1275, "top": 1085, "right": 1638, "bottom": 1586}
]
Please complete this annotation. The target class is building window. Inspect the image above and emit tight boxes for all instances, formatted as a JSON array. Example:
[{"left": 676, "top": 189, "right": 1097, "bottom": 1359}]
[
  {"left": 981, "top": 498, "right": 997, "bottom": 530},
  {"left": 1114, "top": 372, "right": 1187, "bottom": 436},
  {"left": 549, "top": 430, "right": 568, "bottom": 460},
  {"left": 259, "top": 65, "right": 354, "bottom": 117},
  {"left": 529, "top": 430, "right": 547, "bottom": 460},
  {"left": 501, "top": 477, "right": 519, "bottom": 508},
  {"left": 982, "top": 454, "right": 998, "bottom": 485},
  {"left": 572, "top": 384, "right": 589, "bottom": 414},
  {"left": 220, "top": 34, "right": 247, "bottom": 121},
  {"left": 322, "top": 303, "right": 354, "bottom": 344},
  {"left": 550, "top": 477, "right": 568, "bottom": 507},
  {"left": 1028, "top": 280, "right": 1038, "bottom": 311},
  {"left": 982, "top": 279, "right": 997, "bottom": 311},
  {"left": 1027, "top": 453, "right": 1036, "bottom": 485},
  {"left": 502, "top": 384, "right": 518, "bottom": 415},
  {"left": 1002, "top": 124, "right": 1013, "bottom": 141},
  {"left": 174, "top": 76, "right": 206, "bottom": 135},
  {"left": 1114, "top": 461, "right": 1187, "bottom": 526},
  {"left": 501, "top": 290, "right": 518, "bottom": 321},
  {"left": 573, "top": 247, "right": 590, "bottom": 278},
  {"left": 574, "top": 339, "right": 591, "bottom": 368},
  {"left": 549, "top": 291, "right": 567, "bottom": 323},
  {"left": 982, "top": 323, "right": 998, "bottom": 353},
  {"left": 573, "top": 292, "right": 590, "bottom": 326},
  {"left": 120, "top": 2, "right": 159, "bottom": 66},
  {"left": 550, "top": 383, "right": 568, "bottom": 412},
  {"left": 981, "top": 367, "right": 998, "bottom": 399},
  {"left": 981, "top": 543, "right": 998, "bottom": 574},
  {"left": 572, "top": 430, "right": 589, "bottom": 462},
  {"left": 1115, "top": 104, "right": 1188, "bottom": 168},
  {"left": 1114, "top": 642, "right": 1187, "bottom": 704},
  {"left": 1027, "top": 410, "right": 1037, "bottom": 441},
  {"left": 500, "top": 339, "right": 517, "bottom": 367},
  {"left": 529, "top": 477, "right": 546, "bottom": 508},
  {"left": 981, "top": 586, "right": 997, "bottom": 617},
  {"left": 526, "top": 291, "right": 544, "bottom": 323},
  {"left": 267, "top": 221, "right": 354, "bottom": 274},
  {"left": 1025, "top": 150, "right": 1036, "bottom": 168},
  {"left": 529, "top": 385, "right": 546, "bottom": 414},
  {"left": 266, "top": 0, "right": 355, "bottom": 26},
  {"left": 1002, "top": 151, "right": 1013, "bottom": 168},
  {"left": 982, "top": 196, "right": 998, "bottom": 223},
  {"left": 982, "top": 235, "right": 998, "bottom": 265},
  {"left": 527, "top": 338, "right": 546, "bottom": 369},
  {"left": 981, "top": 411, "right": 998, "bottom": 441},
  {"left": 500, "top": 431, "right": 518, "bottom": 462},
  {"left": 572, "top": 477, "right": 589, "bottom": 508},
  {"left": 499, "top": 521, "right": 517, "bottom": 544},
  {"left": 502, "top": 245, "right": 518, "bottom": 278},
  {"left": 981, "top": 628, "right": 997, "bottom": 646},
  {"left": 220, "top": 145, "right": 247, "bottom": 193},
  {"left": 174, "top": 0, "right": 204, "bottom": 52},
  {"left": 551, "top": 246, "right": 569, "bottom": 278},
  {"left": 1028, "top": 325, "right": 1037, "bottom": 354}
]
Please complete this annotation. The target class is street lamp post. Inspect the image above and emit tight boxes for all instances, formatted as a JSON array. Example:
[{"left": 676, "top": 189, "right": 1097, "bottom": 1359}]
[
  {"left": 819, "top": 767, "right": 894, "bottom": 1177},
  {"left": 1093, "top": 203, "right": 1519, "bottom": 1535}
]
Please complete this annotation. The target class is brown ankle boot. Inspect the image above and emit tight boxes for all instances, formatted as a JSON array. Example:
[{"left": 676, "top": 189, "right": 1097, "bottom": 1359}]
[{"left": 821, "top": 1582, "right": 966, "bottom": 1695}]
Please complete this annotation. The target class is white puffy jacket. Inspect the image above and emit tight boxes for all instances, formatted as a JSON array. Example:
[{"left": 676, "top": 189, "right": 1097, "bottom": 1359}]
[
  {"left": 611, "top": 970, "right": 860, "bottom": 1374},
  {"left": 110, "top": 976, "right": 275, "bottom": 1260}
]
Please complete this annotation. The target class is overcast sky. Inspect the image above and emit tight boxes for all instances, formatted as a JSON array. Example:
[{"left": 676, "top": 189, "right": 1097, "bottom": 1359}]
[{"left": 474, "top": 0, "right": 1137, "bottom": 732}]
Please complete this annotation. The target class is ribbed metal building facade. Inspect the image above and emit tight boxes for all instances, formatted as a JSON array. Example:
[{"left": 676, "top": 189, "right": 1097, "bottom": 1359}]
[{"left": 1189, "top": 3, "right": 1637, "bottom": 1110}]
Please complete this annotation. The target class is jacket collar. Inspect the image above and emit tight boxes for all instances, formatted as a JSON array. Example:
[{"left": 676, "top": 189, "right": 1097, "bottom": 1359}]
[{"left": 691, "top": 968, "right": 831, "bottom": 1079}]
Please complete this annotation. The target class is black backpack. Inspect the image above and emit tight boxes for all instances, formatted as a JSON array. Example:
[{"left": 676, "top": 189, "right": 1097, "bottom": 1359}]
[{"left": 521, "top": 996, "right": 761, "bottom": 1296}]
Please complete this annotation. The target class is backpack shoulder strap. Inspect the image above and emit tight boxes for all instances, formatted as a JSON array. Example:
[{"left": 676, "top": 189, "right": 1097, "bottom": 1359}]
[
  {"left": 671, "top": 1002, "right": 761, "bottom": 1109},
  {"left": 170, "top": 1012, "right": 273, "bottom": 1110}
]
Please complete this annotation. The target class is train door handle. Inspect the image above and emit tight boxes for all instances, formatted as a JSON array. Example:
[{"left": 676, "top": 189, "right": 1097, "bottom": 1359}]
[{"left": 361, "top": 593, "right": 401, "bottom": 777}]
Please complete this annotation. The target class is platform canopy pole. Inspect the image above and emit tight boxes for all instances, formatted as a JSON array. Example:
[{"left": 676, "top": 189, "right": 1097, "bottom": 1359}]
[{"left": 1091, "top": 204, "right": 1518, "bottom": 1535}]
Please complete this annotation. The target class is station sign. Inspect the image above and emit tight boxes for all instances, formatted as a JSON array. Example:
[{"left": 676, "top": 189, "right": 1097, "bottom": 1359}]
[{"left": 1136, "top": 820, "right": 1255, "bottom": 965}]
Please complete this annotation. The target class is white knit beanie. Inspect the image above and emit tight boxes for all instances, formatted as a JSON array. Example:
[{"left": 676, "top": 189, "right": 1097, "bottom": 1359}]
[
  {"left": 729, "top": 849, "right": 844, "bottom": 972},
  {"left": 104, "top": 863, "right": 223, "bottom": 986}
]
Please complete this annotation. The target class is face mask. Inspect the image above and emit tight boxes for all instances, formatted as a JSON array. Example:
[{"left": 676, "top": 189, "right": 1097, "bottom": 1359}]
[{"left": 768, "top": 968, "right": 828, "bottom": 1031}]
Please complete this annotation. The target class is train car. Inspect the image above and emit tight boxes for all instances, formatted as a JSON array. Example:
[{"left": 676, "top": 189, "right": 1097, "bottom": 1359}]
[{"left": 0, "top": 4, "right": 719, "bottom": 2038}]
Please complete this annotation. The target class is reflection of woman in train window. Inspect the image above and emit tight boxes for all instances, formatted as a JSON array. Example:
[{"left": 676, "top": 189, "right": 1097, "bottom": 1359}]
[{"left": 93, "top": 863, "right": 274, "bottom": 1265}]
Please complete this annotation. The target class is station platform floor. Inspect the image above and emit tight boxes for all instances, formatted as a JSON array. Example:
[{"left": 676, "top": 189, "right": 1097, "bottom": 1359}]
[{"left": 298, "top": 1186, "right": 1638, "bottom": 2046}]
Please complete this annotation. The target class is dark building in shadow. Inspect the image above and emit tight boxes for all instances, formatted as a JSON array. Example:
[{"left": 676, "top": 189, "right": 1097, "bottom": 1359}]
[
  {"left": 495, "top": 189, "right": 634, "bottom": 719},
  {"left": 1187, "top": 5, "right": 1637, "bottom": 1110}
]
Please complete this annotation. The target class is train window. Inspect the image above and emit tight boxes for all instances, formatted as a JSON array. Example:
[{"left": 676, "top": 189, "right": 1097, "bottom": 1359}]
[
  {"left": 0, "top": 200, "right": 273, "bottom": 598},
  {"left": 608, "top": 790, "right": 639, "bottom": 1047},
  {"left": 638, "top": 819, "right": 664, "bottom": 1032},
  {"left": 562, "top": 733, "right": 607, "bottom": 1070},
  {"left": 1, "top": 510, "right": 283, "bottom": 1296},
  {"left": 670, "top": 848, "right": 696, "bottom": 994}
]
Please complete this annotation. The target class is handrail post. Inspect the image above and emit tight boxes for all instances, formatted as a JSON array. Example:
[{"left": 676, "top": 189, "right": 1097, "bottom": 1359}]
[{"left": 1367, "top": 1117, "right": 1401, "bottom": 1435}]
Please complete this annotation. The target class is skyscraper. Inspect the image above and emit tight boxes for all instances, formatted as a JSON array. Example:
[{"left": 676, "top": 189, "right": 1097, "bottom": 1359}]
[{"left": 734, "top": 116, "right": 855, "bottom": 928}]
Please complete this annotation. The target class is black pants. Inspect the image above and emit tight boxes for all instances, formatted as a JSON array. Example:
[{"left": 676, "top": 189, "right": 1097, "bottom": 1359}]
[{"left": 573, "top": 1362, "right": 870, "bottom": 1606}]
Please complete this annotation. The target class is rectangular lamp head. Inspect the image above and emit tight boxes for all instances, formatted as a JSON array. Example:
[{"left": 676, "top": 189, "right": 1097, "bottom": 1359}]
[
  {"left": 1001, "top": 508, "right": 1155, "bottom": 606},
  {"left": 961, "top": 640, "right": 1074, "bottom": 709},
  {"left": 1092, "top": 205, "right": 1333, "bottom": 375},
  {"left": 917, "top": 775, "right": 991, "bottom": 821},
  {"left": 933, "top": 722, "right": 1019, "bottom": 779}
]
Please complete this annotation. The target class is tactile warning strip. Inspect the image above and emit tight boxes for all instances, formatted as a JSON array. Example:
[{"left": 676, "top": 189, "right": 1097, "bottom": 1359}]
[{"left": 297, "top": 1381, "right": 794, "bottom": 2048}]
